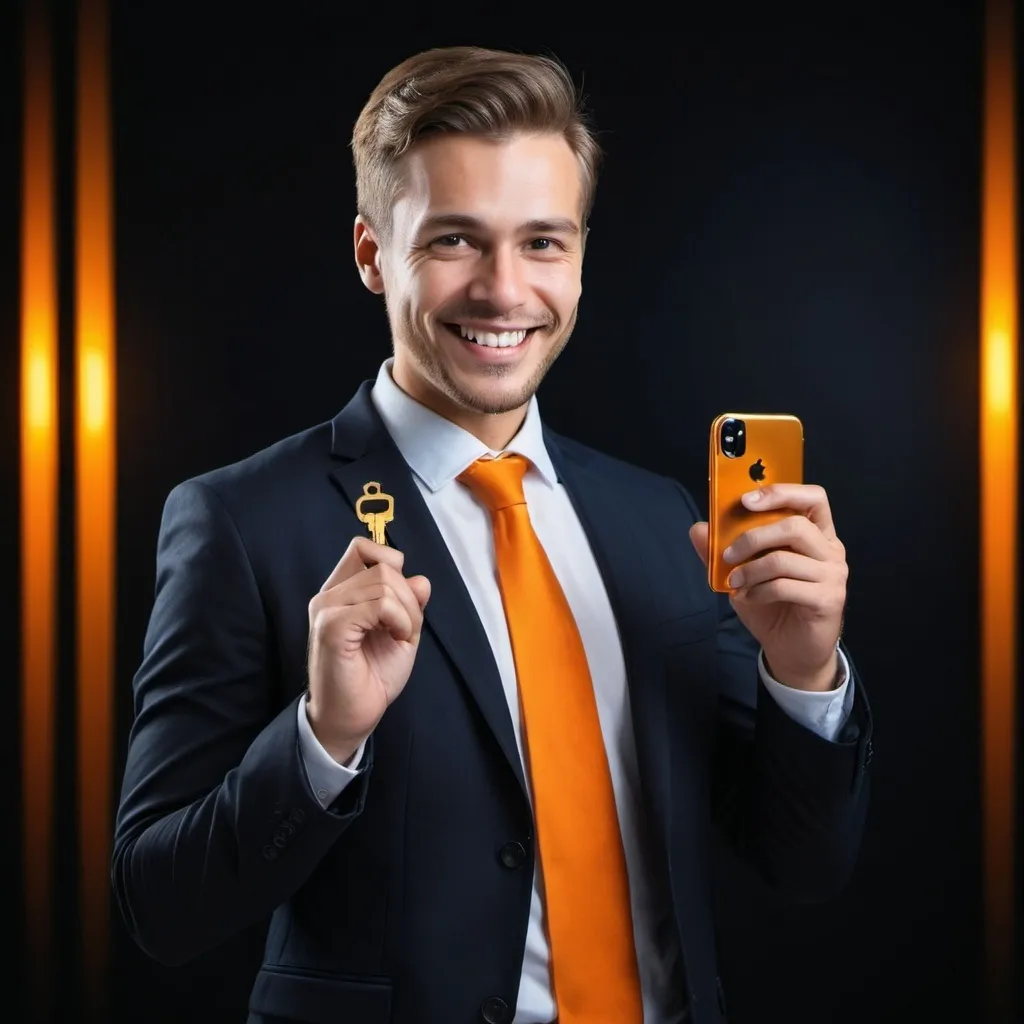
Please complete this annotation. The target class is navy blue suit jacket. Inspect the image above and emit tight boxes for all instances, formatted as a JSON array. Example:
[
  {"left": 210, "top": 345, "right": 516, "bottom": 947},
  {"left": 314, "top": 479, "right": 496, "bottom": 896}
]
[{"left": 112, "top": 382, "right": 872, "bottom": 1024}]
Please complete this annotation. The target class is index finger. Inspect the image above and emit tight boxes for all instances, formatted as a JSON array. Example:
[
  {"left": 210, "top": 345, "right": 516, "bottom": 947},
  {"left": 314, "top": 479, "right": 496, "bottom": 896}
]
[
  {"left": 741, "top": 482, "right": 836, "bottom": 539},
  {"left": 320, "top": 536, "right": 406, "bottom": 592}
]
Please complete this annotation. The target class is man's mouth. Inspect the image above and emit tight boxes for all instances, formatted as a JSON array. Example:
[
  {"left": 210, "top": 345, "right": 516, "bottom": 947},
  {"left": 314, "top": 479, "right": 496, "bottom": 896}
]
[{"left": 443, "top": 323, "right": 539, "bottom": 349}]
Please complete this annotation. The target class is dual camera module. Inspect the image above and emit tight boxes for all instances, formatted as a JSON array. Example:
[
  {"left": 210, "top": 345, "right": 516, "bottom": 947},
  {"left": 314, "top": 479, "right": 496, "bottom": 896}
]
[{"left": 719, "top": 417, "right": 746, "bottom": 458}]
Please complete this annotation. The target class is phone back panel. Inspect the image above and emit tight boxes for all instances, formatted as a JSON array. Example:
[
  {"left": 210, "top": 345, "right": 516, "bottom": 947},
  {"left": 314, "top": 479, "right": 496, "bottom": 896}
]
[{"left": 707, "top": 413, "right": 804, "bottom": 592}]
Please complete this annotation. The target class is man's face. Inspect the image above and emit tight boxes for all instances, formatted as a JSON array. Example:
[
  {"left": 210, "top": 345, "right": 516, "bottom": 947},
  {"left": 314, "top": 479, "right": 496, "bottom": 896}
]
[{"left": 356, "top": 132, "right": 584, "bottom": 422}]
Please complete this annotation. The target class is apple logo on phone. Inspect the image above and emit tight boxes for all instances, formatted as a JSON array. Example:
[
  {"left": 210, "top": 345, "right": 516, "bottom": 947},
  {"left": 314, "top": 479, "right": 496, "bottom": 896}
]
[{"left": 749, "top": 458, "right": 766, "bottom": 482}]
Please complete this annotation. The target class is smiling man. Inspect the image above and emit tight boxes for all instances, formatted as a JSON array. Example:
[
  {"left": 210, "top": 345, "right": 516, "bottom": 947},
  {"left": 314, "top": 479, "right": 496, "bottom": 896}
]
[{"left": 113, "top": 47, "right": 872, "bottom": 1024}]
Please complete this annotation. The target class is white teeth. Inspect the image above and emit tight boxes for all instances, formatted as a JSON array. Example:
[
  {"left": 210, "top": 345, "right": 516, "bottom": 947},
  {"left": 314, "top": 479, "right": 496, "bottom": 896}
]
[{"left": 457, "top": 325, "right": 529, "bottom": 348}]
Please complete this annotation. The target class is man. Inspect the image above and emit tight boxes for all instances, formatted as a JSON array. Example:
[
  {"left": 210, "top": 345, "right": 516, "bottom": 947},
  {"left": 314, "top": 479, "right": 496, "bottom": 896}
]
[{"left": 112, "top": 46, "right": 871, "bottom": 1024}]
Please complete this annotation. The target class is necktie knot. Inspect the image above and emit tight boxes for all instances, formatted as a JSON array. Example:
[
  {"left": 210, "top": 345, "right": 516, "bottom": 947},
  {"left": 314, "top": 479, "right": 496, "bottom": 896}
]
[{"left": 458, "top": 454, "right": 529, "bottom": 512}]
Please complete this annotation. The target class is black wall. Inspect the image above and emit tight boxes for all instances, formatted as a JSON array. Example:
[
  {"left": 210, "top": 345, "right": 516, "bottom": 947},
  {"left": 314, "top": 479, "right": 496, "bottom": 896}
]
[{"left": 5, "top": 3, "right": 1018, "bottom": 1022}]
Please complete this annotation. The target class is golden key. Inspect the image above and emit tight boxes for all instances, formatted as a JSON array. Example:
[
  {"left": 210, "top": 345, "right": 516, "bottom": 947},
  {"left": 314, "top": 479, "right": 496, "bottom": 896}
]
[{"left": 355, "top": 481, "right": 394, "bottom": 546}]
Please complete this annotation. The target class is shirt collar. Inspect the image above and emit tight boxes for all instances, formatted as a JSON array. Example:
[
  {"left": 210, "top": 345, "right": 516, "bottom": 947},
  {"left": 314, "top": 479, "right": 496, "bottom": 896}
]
[{"left": 370, "top": 359, "right": 559, "bottom": 493}]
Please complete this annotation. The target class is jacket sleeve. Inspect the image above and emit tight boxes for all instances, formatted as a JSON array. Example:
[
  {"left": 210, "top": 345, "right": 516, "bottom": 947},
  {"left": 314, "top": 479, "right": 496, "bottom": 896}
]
[
  {"left": 674, "top": 481, "right": 872, "bottom": 902},
  {"left": 111, "top": 479, "right": 372, "bottom": 966},
  {"left": 712, "top": 598, "right": 871, "bottom": 902}
]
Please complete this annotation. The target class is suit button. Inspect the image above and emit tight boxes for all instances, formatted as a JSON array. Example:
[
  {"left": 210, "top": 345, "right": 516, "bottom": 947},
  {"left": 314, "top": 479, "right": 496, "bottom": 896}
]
[
  {"left": 480, "top": 996, "right": 510, "bottom": 1023},
  {"left": 499, "top": 841, "right": 526, "bottom": 869}
]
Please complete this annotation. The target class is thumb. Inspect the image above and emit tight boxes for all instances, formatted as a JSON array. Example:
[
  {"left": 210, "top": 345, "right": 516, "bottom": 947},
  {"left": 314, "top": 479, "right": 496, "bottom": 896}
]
[
  {"left": 688, "top": 521, "right": 709, "bottom": 567},
  {"left": 407, "top": 574, "right": 432, "bottom": 609}
]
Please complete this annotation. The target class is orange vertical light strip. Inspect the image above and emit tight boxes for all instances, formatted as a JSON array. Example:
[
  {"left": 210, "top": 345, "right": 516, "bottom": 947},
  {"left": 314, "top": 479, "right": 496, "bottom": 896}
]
[
  {"left": 20, "top": 1, "right": 58, "bottom": 1012},
  {"left": 981, "top": 0, "right": 1018, "bottom": 1020},
  {"left": 76, "top": 0, "right": 115, "bottom": 1011}
]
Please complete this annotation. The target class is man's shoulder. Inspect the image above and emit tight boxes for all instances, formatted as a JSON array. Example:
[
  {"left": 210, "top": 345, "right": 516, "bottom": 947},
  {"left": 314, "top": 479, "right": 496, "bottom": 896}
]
[
  {"left": 549, "top": 429, "right": 687, "bottom": 487},
  {"left": 548, "top": 428, "right": 708, "bottom": 528},
  {"left": 171, "top": 418, "right": 334, "bottom": 511}
]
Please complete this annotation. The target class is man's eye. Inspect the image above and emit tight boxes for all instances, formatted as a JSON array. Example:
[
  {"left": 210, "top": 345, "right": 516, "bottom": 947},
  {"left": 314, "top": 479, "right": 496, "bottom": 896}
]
[
  {"left": 529, "top": 238, "right": 556, "bottom": 250},
  {"left": 435, "top": 234, "right": 464, "bottom": 247}
]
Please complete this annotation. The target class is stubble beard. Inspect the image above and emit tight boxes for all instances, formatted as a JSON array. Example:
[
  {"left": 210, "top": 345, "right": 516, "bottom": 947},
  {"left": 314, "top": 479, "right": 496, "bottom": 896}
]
[{"left": 390, "top": 303, "right": 578, "bottom": 416}]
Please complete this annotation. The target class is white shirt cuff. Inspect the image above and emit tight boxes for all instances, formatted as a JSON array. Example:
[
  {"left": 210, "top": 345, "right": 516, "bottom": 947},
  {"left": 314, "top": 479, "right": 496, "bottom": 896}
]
[
  {"left": 758, "top": 647, "right": 854, "bottom": 743},
  {"left": 296, "top": 698, "right": 367, "bottom": 808}
]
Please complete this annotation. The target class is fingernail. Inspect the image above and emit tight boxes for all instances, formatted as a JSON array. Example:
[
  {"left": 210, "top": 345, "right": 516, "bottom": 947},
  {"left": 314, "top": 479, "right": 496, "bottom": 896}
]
[
  {"left": 729, "top": 568, "right": 744, "bottom": 588},
  {"left": 723, "top": 545, "right": 736, "bottom": 563},
  {"left": 743, "top": 490, "right": 762, "bottom": 505}
]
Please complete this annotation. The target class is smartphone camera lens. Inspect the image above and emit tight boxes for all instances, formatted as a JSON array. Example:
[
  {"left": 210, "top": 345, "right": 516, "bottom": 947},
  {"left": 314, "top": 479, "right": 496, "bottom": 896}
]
[{"left": 720, "top": 418, "right": 746, "bottom": 458}]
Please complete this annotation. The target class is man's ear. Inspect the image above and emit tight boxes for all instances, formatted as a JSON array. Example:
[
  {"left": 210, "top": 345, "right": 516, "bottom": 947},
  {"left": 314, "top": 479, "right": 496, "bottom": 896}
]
[{"left": 354, "top": 216, "right": 385, "bottom": 295}]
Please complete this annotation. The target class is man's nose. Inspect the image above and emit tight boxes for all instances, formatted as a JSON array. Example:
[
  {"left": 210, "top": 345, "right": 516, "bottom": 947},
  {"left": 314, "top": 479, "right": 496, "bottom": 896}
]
[{"left": 467, "top": 246, "right": 527, "bottom": 312}]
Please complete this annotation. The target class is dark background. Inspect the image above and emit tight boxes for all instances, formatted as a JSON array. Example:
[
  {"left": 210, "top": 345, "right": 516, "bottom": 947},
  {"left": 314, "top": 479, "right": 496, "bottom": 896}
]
[{"left": 4, "top": 2, "right": 1020, "bottom": 1022}]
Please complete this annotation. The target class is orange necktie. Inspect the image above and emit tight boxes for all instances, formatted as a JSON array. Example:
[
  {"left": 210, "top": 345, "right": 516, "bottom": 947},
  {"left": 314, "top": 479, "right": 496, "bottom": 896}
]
[{"left": 458, "top": 454, "right": 643, "bottom": 1024}]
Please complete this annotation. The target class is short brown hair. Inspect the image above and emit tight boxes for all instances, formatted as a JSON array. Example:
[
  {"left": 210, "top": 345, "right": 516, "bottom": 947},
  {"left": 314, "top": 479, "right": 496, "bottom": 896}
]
[{"left": 351, "top": 46, "right": 601, "bottom": 237}]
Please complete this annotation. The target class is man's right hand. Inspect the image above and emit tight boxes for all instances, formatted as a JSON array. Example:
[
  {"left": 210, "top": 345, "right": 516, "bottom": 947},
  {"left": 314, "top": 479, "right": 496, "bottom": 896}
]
[{"left": 305, "top": 537, "right": 431, "bottom": 765}]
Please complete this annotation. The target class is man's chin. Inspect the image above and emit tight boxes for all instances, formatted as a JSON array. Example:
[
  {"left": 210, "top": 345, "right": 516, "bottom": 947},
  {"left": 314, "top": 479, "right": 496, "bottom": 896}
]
[
  {"left": 393, "top": 324, "right": 563, "bottom": 418},
  {"left": 446, "top": 372, "right": 538, "bottom": 417}
]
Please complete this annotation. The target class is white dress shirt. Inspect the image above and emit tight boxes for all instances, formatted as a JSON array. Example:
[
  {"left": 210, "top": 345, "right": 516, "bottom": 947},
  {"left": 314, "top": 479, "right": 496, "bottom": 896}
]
[{"left": 297, "top": 359, "right": 855, "bottom": 1023}]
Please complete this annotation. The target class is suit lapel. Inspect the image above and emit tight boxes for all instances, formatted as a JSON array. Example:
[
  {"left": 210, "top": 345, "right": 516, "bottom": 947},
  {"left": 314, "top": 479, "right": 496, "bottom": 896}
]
[
  {"left": 544, "top": 429, "right": 674, "bottom": 847},
  {"left": 326, "top": 385, "right": 676, "bottom": 828},
  {"left": 328, "top": 384, "right": 528, "bottom": 797}
]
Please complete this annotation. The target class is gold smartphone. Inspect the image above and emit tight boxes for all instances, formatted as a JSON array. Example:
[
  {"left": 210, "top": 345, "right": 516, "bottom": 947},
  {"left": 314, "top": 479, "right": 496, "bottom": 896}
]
[{"left": 707, "top": 413, "right": 804, "bottom": 593}]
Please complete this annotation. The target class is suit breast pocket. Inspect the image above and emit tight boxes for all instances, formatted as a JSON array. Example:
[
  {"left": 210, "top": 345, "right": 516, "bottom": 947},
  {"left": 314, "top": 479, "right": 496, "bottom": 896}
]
[
  {"left": 661, "top": 605, "right": 718, "bottom": 696},
  {"left": 248, "top": 966, "right": 392, "bottom": 1024},
  {"left": 660, "top": 606, "right": 719, "bottom": 769},
  {"left": 659, "top": 605, "right": 716, "bottom": 649}
]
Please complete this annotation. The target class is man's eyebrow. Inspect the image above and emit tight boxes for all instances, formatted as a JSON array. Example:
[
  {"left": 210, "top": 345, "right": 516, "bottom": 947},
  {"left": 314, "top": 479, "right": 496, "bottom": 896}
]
[
  {"left": 418, "top": 214, "right": 580, "bottom": 236},
  {"left": 522, "top": 217, "right": 580, "bottom": 236}
]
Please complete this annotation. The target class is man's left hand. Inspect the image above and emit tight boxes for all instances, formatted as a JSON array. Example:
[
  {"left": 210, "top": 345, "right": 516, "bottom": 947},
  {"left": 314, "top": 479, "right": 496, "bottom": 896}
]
[{"left": 689, "top": 483, "right": 848, "bottom": 692}]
